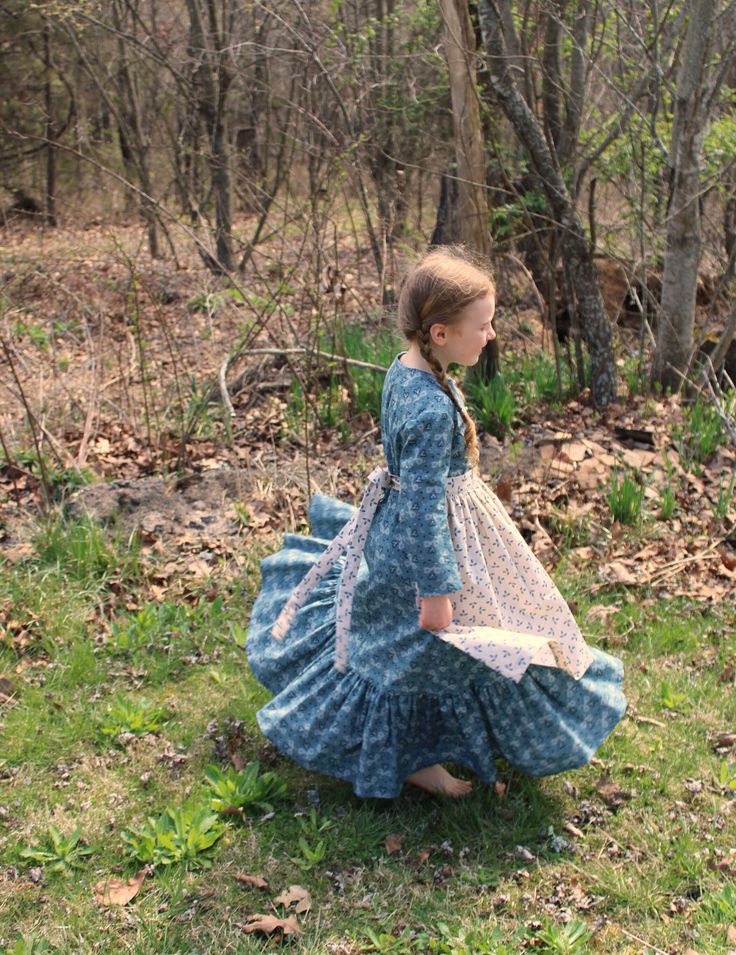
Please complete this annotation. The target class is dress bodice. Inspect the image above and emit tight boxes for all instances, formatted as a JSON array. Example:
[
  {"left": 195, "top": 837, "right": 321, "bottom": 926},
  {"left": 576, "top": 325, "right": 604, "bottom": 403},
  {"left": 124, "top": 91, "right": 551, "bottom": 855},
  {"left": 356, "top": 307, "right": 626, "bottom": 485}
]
[{"left": 381, "top": 353, "right": 470, "bottom": 478}]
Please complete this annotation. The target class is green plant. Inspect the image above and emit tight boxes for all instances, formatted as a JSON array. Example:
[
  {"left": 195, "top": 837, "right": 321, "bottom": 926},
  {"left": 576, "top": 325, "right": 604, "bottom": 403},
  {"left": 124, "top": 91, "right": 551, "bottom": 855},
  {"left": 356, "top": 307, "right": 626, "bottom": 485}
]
[
  {"left": 100, "top": 694, "right": 169, "bottom": 737},
  {"left": 4, "top": 934, "right": 53, "bottom": 955},
  {"left": 297, "top": 806, "right": 335, "bottom": 837},
  {"left": 204, "top": 761, "right": 287, "bottom": 816},
  {"left": 658, "top": 680, "right": 688, "bottom": 711},
  {"left": 535, "top": 917, "right": 593, "bottom": 953},
  {"left": 698, "top": 881, "right": 736, "bottom": 921},
  {"left": 360, "top": 927, "right": 422, "bottom": 953},
  {"left": 186, "top": 287, "right": 244, "bottom": 313},
  {"left": 673, "top": 395, "right": 725, "bottom": 470},
  {"left": 714, "top": 759, "right": 736, "bottom": 791},
  {"left": 658, "top": 482, "right": 676, "bottom": 520},
  {"left": 19, "top": 824, "right": 93, "bottom": 875},
  {"left": 290, "top": 835, "right": 328, "bottom": 871},
  {"left": 606, "top": 465, "right": 646, "bottom": 525},
  {"left": 546, "top": 505, "right": 591, "bottom": 549},
  {"left": 33, "top": 514, "right": 141, "bottom": 584},
  {"left": 466, "top": 373, "right": 517, "bottom": 440},
  {"left": 712, "top": 467, "right": 736, "bottom": 522},
  {"left": 122, "top": 803, "right": 227, "bottom": 869}
]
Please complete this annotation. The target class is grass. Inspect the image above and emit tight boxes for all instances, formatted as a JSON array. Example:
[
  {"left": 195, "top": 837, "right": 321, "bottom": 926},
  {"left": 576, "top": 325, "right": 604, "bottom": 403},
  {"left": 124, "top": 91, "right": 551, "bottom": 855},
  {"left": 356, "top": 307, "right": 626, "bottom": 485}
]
[{"left": 0, "top": 515, "right": 734, "bottom": 954}]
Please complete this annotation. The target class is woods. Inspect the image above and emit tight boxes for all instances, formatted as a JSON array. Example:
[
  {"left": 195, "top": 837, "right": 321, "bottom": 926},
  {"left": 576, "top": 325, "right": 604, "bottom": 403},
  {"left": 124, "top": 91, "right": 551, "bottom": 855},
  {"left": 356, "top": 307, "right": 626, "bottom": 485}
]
[{"left": 2, "top": 0, "right": 736, "bottom": 406}]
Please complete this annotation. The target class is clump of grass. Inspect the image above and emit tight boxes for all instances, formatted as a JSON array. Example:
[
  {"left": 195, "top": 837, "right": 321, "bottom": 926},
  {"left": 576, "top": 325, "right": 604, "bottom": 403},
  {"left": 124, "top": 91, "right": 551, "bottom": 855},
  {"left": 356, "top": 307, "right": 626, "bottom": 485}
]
[
  {"left": 606, "top": 465, "right": 646, "bottom": 525},
  {"left": 32, "top": 513, "right": 142, "bottom": 585},
  {"left": 466, "top": 373, "right": 517, "bottom": 440},
  {"left": 673, "top": 394, "right": 726, "bottom": 471}
]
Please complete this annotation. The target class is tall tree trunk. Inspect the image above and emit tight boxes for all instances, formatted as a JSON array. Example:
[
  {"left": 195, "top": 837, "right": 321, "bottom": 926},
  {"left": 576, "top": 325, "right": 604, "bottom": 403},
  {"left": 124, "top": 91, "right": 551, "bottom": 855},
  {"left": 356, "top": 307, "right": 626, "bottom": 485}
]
[
  {"left": 651, "top": 0, "right": 717, "bottom": 393},
  {"left": 439, "top": 0, "right": 499, "bottom": 377},
  {"left": 184, "top": 0, "right": 234, "bottom": 273},
  {"left": 43, "top": 22, "right": 57, "bottom": 227},
  {"left": 476, "top": 0, "right": 617, "bottom": 408}
]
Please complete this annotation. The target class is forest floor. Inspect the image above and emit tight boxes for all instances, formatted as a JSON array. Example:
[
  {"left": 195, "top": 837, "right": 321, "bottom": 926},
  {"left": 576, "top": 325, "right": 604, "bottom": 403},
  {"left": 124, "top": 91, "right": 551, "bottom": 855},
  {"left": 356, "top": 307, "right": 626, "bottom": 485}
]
[{"left": 0, "top": 219, "right": 735, "bottom": 954}]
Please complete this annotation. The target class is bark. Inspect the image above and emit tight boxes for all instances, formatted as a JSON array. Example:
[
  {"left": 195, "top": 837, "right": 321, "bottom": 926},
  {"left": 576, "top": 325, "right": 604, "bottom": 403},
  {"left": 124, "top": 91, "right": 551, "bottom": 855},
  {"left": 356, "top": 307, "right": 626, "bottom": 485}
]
[
  {"left": 439, "top": 0, "right": 499, "bottom": 377},
  {"left": 651, "top": 0, "right": 718, "bottom": 392}
]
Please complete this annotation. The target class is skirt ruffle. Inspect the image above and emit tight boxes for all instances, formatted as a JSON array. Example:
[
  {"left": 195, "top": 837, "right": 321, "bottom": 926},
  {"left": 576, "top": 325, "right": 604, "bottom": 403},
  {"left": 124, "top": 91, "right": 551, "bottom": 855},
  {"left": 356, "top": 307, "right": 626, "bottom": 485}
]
[{"left": 245, "top": 492, "right": 628, "bottom": 799}]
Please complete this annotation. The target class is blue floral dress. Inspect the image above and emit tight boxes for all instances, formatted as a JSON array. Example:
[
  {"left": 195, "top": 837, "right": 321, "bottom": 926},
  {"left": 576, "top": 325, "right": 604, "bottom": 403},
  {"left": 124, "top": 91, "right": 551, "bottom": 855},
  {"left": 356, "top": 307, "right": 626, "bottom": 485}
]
[{"left": 244, "top": 352, "right": 627, "bottom": 798}]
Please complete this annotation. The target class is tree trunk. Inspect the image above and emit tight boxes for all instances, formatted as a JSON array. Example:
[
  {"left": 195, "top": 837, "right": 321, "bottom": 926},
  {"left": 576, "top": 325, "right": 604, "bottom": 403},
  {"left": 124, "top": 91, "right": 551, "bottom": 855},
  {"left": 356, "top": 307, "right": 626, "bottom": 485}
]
[
  {"left": 439, "top": 0, "right": 499, "bottom": 377},
  {"left": 476, "top": 0, "right": 617, "bottom": 407},
  {"left": 651, "top": 0, "right": 717, "bottom": 393}
]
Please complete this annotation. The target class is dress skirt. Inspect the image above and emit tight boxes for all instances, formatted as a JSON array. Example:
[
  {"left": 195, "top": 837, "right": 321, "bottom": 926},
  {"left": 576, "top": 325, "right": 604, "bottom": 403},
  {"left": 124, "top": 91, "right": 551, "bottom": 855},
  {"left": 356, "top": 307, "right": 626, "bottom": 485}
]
[{"left": 245, "top": 468, "right": 628, "bottom": 799}]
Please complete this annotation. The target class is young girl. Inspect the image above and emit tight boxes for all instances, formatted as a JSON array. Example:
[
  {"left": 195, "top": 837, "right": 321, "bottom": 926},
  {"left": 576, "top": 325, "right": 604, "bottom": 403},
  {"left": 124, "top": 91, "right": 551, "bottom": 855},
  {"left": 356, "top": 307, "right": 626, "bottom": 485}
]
[{"left": 245, "top": 247, "right": 627, "bottom": 800}]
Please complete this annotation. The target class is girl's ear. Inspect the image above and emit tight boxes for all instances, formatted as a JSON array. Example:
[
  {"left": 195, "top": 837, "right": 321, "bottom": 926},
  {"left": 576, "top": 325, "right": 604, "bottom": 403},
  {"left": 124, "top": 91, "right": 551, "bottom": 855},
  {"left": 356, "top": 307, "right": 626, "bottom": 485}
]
[{"left": 430, "top": 322, "right": 450, "bottom": 346}]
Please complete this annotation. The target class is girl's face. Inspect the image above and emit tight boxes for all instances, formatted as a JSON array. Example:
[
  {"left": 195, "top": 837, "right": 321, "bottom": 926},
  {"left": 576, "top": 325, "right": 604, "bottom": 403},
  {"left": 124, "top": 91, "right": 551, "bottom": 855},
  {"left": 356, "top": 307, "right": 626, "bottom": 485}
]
[{"left": 441, "top": 293, "right": 496, "bottom": 366}]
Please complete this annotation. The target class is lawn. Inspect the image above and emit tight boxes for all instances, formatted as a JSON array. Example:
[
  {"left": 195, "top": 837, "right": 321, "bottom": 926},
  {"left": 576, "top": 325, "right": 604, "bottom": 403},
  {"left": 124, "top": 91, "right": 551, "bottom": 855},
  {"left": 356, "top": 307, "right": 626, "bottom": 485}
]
[{"left": 1, "top": 513, "right": 734, "bottom": 955}]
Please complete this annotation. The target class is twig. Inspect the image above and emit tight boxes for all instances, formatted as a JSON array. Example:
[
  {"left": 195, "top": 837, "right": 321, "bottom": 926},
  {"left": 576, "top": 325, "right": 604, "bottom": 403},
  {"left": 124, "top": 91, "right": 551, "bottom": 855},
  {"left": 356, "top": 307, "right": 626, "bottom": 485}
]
[
  {"left": 219, "top": 354, "right": 235, "bottom": 418},
  {"left": 619, "top": 927, "right": 672, "bottom": 955},
  {"left": 1, "top": 336, "right": 53, "bottom": 511},
  {"left": 235, "top": 346, "right": 389, "bottom": 374},
  {"left": 640, "top": 537, "right": 728, "bottom": 585}
]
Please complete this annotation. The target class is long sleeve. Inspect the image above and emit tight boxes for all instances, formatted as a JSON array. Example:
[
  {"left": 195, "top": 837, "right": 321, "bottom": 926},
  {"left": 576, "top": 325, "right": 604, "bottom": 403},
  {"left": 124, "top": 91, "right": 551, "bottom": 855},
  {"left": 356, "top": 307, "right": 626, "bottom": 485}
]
[{"left": 397, "top": 403, "right": 463, "bottom": 597}]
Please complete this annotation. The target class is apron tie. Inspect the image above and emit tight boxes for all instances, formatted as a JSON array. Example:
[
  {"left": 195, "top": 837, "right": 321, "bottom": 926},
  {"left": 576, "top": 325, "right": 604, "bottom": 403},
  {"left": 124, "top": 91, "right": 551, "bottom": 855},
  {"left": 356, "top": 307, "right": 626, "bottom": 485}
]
[{"left": 271, "top": 465, "right": 400, "bottom": 672}]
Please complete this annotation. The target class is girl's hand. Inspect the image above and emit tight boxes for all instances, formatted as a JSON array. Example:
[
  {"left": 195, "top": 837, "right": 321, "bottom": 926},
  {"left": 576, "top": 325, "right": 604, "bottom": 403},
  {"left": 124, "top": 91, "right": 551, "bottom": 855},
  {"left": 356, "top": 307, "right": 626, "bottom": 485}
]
[{"left": 419, "top": 594, "right": 453, "bottom": 631}]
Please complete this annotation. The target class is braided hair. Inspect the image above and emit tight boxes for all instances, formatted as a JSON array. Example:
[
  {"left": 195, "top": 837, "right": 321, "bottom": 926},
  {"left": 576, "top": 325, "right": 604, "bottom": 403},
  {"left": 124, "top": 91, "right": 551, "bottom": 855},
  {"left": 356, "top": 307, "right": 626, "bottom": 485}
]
[{"left": 396, "top": 245, "right": 496, "bottom": 471}]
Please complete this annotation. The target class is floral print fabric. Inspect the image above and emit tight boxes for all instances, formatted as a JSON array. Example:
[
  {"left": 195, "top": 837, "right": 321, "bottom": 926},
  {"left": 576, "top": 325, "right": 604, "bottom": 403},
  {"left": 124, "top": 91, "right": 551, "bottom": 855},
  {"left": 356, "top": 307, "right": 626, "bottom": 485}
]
[{"left": 244, "top": 352, "right": 628, "bottom": 798}]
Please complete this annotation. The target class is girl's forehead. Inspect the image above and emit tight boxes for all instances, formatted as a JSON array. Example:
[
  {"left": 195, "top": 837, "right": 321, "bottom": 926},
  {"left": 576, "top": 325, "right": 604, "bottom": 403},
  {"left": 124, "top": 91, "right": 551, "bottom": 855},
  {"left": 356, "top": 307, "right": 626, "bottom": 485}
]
[{"left": 461, "top": 294, "right": 496, "bottom": 322}]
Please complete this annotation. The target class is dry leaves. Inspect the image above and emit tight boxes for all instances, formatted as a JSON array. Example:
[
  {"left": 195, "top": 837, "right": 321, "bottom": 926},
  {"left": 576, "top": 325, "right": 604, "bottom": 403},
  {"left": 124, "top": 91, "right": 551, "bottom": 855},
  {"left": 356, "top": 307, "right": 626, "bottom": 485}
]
[
  {"left": 238, "top": 914, "right": 302, "bottom": 937},
  {"left": 94, "top": 869, "right": 146, "bottom": 906},
  {"left": 274, "top": 884, "right": 312, "bottom": 913},
  {"left": 234, "top": 873, "right": 269, "bottom": 890},
  {"left": 384, "top": 832, "right": 403, "bottom": 855}
]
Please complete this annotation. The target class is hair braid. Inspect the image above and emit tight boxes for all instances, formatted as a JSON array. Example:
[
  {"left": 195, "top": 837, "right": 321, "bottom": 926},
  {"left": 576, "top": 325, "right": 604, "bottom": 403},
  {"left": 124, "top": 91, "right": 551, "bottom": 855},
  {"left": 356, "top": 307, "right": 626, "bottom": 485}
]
[{"left": 416, "top": 322, "right": 480, "bottom": 469}]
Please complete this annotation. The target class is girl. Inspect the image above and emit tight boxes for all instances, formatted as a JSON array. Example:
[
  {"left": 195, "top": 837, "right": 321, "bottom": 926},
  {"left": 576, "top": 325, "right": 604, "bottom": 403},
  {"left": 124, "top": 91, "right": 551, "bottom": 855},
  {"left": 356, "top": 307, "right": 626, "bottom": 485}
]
[{"left": 245, "top": 247, "right": 627, "bottom": 800}]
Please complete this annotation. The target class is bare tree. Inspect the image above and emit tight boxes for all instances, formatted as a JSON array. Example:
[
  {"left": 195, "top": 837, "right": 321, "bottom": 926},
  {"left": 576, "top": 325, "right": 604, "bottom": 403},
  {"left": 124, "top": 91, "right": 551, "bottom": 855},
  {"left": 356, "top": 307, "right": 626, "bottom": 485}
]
[
  {"left": 476, "top": 0, "right": 617, "bottom": 407},
  {"left": 651, "top": 0, "right": 736, "bottom": 393}
]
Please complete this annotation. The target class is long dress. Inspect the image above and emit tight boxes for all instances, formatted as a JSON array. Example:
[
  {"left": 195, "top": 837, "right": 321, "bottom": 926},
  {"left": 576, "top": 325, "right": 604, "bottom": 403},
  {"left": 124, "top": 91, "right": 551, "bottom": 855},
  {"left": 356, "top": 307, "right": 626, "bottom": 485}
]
[{"left": 244, "top": 352, "right": 628, "bottom": 799}]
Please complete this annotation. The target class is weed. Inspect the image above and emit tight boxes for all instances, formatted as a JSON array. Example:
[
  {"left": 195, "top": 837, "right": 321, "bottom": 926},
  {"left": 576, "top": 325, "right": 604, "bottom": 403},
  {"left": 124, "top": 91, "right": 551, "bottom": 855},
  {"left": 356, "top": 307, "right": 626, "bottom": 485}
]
[
  {"left": 535, "top": 917, "right": 593, "bottom": 953},
  {"left": 290, "top": 835, "right": 328, "bottom": 870},
  {"left": 4, "top": 934, "right": 54, "bottom": 955},
  {"left": 123, "top": 803, "right": 227, "bottom": 869},
  {"left": 715, "top": 759, "right": 736, "bottom": 791},
  {"left": 204, "top": 761, "right": 288, "bottom": 817},
  {"left": 658, "top": 680, "right": 688, "bottom": 711},
  {"left": 19, "top": 824, "right": 93, "bottom": 875},
  {"left": 100, "top": 694, "right": 169, "bottom": 737}
]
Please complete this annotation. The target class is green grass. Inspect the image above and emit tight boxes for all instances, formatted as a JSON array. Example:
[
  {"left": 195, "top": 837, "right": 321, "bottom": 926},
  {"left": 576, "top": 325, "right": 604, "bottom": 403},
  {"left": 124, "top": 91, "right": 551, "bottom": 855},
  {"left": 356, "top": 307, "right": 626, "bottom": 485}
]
[{"left": 1, "top": 516, "right": 734, "bottom": 953}]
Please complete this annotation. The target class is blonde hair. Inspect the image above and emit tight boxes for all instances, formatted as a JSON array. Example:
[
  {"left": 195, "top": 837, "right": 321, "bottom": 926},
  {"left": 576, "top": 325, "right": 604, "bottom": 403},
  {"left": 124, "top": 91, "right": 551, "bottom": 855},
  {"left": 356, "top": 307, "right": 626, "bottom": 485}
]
[{"left": 397, "top": 245, "right": 495, "bottom": 470}]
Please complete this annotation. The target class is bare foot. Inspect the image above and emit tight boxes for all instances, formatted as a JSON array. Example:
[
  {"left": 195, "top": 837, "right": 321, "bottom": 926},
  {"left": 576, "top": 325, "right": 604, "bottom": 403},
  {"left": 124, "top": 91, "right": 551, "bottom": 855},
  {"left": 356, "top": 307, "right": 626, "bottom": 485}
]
[{"left": 405, "top": 764, "right": 473, "bottom": 798}]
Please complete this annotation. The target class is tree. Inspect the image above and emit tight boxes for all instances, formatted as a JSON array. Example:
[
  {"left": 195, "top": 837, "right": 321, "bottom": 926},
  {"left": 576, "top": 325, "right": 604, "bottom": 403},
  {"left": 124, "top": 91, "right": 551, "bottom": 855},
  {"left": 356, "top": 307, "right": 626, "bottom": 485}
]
[
  {"left": 476, "top": 0, "right": 617, "bottom": 407},
  {"left": 651, "top": 0, "right": 734, "bottom": 393}
]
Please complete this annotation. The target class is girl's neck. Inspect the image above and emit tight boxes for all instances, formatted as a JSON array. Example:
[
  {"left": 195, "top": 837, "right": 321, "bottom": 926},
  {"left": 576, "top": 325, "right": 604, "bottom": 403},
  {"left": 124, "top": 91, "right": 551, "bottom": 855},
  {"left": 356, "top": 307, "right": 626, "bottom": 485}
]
[{"left": 401, "top": 343, "right": 447, "bottom": 373}]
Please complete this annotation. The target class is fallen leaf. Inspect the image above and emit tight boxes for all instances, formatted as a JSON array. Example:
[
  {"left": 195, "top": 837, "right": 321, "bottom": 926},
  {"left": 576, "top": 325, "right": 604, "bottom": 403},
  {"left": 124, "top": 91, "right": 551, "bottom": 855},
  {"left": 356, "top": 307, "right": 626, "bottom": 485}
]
[
  {"left": 274, "top": 884, "right": 312, "bottom": 913},
  {"left": 94, "top": 869, "right": 146, "bottom": 906},
  {"left": 234, "top": 873, "right": 269, "bottom": 890},
  {"left": 385, "top": 832, "right": 403, "bottom": 855},
  {"left": 417, "top": 847, "right": 432, "bottom": 864},
  {"left": 238, "top": 914, "right": 302, "bottom": 937},
  {"left": 594, "top": 771, "right": 633, "bottom": 808}
]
